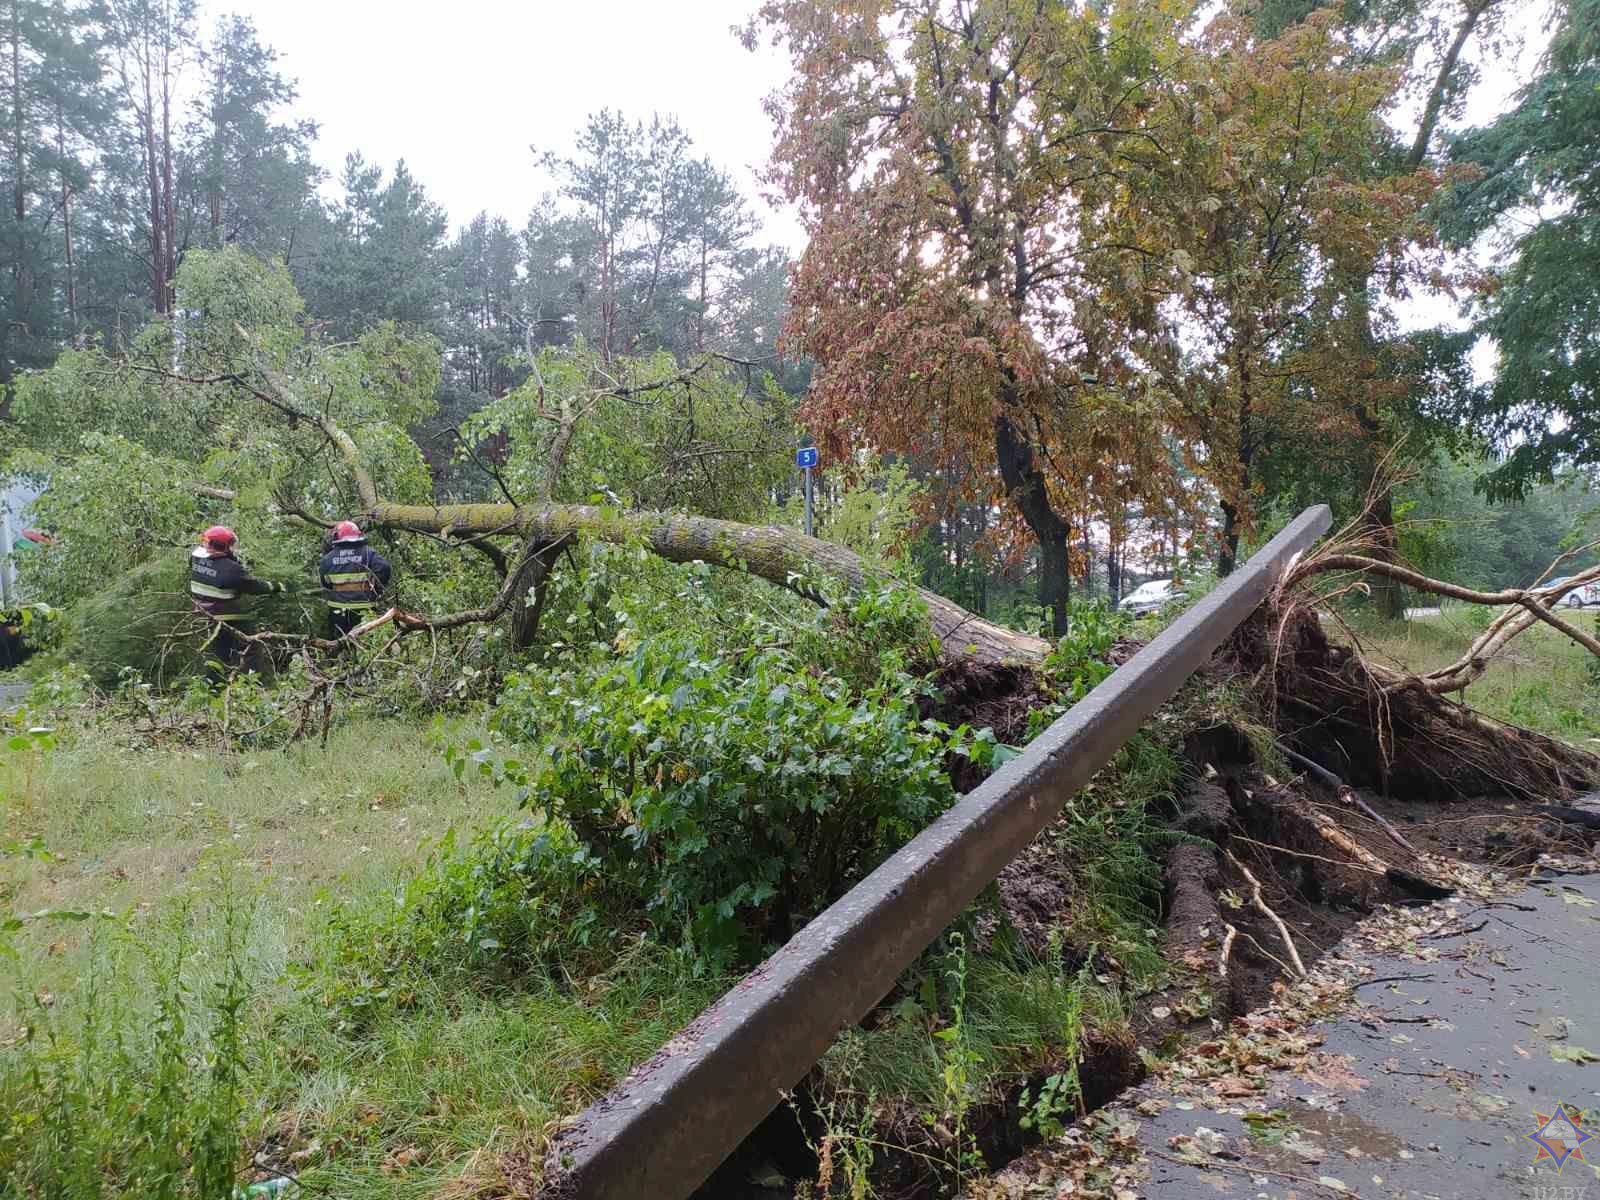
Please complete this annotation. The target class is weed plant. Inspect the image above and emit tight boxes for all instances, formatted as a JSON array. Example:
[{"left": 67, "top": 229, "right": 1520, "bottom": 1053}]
[{"left": 0, "top": 885, "right": 258, "bottom": 1198}]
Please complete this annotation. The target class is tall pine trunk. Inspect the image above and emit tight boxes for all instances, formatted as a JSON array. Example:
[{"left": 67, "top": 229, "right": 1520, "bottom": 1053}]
[
  {"left": 160, "top": 17, "right": 175, "bottom": 313},
  {"left": 56, "top": 105, "right": 75, "bottom": 329},
  {"left": 11, "top": 1, "right": 25, "bottom": 345},
  {"left": 138, "top": 20, "right": 165, "bottom": 315}
]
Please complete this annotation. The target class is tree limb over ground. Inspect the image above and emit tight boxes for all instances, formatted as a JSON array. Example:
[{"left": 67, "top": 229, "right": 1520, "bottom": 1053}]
[
  {"left": 369, "top": 499, "right": 1050, "bottom": 667},
  {"left": 1288, "top": 545, "right": 1600, "bottom": 693},
  {"left": 225, "top": 328, "right": 1051, "bottom": 668}
]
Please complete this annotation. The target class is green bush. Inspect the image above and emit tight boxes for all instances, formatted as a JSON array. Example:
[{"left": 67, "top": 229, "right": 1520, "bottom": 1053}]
[
  {"left": 406, "top": 572, "right": 986, "bottom": 970},
  {"left": 485, "top": 634, "right": 990, "bottom": 968},
  {"left": 301, "top": 818, "right": 611, "bottom": 1029}
]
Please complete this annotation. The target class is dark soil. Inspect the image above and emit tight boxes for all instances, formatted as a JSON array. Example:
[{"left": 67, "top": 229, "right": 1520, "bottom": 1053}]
[{"left": 918, "top": 658, "right": 1054, "bottom": 791}]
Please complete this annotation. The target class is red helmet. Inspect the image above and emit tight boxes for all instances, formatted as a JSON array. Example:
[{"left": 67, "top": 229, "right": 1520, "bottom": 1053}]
[
  {"left": 332, "top": 520, "right": 364, "bottom": 542},
  {"left": 202, "top": 525, "right": 236, "bottom": 550}
]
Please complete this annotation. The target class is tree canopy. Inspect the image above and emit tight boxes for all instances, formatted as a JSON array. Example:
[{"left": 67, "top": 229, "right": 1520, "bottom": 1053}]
[{"left": 1442, "top": 0, "right": 1600, "bottom": 498}]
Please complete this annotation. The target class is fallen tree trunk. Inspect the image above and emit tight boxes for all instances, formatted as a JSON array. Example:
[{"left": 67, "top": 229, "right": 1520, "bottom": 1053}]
[
  {"left": 367, "top": 499, "right": 1051, "bottom": 667},
  {"left": 210, "top": 339, "right": 1051, "bottom": 669}
]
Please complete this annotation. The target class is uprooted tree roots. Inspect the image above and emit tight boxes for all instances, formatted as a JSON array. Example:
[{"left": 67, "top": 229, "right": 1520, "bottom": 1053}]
[
  {"left": 1231, "top": 604, "right": 1597, "bottom": 804},
  {"left": 1160, "top": 596, "right": 1600, "bottom": 1016}
]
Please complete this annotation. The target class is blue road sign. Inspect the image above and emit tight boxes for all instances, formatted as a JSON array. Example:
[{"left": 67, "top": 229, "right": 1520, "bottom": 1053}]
[{"left": 796, "top": 447, "right": 819, "bottom": 468}]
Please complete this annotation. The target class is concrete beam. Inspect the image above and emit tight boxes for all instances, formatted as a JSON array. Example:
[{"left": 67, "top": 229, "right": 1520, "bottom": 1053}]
[{"left": 540, "top": 505, "right": 1333, "bottom": 1199}]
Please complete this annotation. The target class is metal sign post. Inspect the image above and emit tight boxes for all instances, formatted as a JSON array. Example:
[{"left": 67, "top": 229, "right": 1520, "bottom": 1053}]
[{"left": 796, "top": 446, "right": 819, "bottom": 537}]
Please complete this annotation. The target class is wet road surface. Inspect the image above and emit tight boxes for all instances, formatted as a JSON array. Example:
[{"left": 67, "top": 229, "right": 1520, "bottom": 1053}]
[{"left": 1119, "top": 873, "right": 1600, "bottom": 1200}]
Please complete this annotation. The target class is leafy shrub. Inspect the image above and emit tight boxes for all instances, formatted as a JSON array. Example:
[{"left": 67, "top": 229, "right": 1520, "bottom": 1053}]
[
  {"left": 303, "top": 819, "right": 610, "bottom": 1028},
  {"left": 488, "top": 634, "right": 989, "bottom": 967},
  {"left": 421, "top": 571, "right": 982, "bottom": 969}
]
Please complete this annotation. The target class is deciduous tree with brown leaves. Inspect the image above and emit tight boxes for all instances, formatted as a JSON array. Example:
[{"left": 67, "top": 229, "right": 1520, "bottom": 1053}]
[{"left": 751, "top": 0, "right": 1204, "bottom": 634}]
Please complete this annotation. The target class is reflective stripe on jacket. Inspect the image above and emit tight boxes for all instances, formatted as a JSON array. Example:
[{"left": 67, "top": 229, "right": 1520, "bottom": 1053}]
[
  {"left": 189, "top": 547, "right": 274, "bottom": 620},
  {"left": 318, "top": 540, "right": 391, "bottom": 611}
]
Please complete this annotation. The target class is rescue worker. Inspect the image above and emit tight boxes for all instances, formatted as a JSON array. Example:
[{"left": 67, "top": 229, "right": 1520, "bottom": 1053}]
[
  {"left": 318, "top": 521, "right": 392, "bottom": 638},
  {"left": 0, "top": 610, "right": 23, "bottom": 669},
  {"left": 1, "top": 528, "right": 49, "bottom": 669},
  {"left": 188, "top": 525, "right": 286, "bottom": 673}
]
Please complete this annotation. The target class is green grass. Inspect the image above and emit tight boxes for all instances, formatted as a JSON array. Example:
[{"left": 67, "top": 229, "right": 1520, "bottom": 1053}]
[
  {"left": 0, "top": 716, "right": 728, "bottom": 1198},
  {"left": 1, "top": 687, "right": 1185, "bottom": 1197},
  {"left": 1347, "top": 604, "right": 1600, "bottom": 745}
]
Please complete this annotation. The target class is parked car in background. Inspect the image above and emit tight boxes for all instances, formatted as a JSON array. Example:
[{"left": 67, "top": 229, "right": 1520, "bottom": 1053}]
[
  {"left": 1543, "top": 575, "right": 1600, "bottom": 607},
  {"left": 1118, "top": 578, "right": 1187, "bottom": 617}
]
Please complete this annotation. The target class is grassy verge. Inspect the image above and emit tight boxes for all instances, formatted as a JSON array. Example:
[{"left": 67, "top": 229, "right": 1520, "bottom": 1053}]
[
  {"left": 1, "top": 659, "right": 1182, "bottom": 1197},
  {"left": 1345, "top": 605, "right": 1600, "bottom": 745},
  {"left": 0, "top": 714, "right": 732, "bottom": 1197}
]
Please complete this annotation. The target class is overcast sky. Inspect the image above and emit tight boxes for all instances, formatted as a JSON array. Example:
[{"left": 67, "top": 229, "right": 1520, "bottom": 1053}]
[
  {"left": 213, "top": 0, "right": 1553, "bottom": 343},
  {"left": 213, "top": 0, "right": 800, "bottom": 245}
]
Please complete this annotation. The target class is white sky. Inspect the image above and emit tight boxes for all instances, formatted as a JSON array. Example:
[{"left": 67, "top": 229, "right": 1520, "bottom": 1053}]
[
  {"left": 213, "top": 0, "right": 801, "bottom": 246},
  {"left": 214, "top": 0, "right": 1553, "bottom": 366}
]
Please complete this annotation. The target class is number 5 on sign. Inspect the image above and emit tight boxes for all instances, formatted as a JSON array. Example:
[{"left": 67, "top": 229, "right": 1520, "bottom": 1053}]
[{"left": 796, "top": 447, "right": 819, "bottom": 536}]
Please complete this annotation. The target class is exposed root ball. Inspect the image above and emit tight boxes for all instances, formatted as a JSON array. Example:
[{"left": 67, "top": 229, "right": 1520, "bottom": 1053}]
[{"left": 1227, "top": 607, "right": 1600, "bottom": 803}]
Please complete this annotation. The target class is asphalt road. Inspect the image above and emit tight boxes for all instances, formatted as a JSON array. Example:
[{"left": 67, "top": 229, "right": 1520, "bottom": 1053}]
[{"left": 1022, "top": 870, "right": 1600, "bottom": 1200}]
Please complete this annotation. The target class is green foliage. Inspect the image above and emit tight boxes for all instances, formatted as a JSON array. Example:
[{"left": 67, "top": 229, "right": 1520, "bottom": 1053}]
[
  {"left": 356, "top": 548, "right": 972, "bottom": 970},
  {"left": 1396, "top": 455, "right": 1597, "bottom": 589},
  {"left": 302, "top": 819, "right": 610, "bottom": 1030},
  {"left": 2, "top": 247, "right": 466, "bottom": 686},
  {"left": 13, "top": 436, "right": 204, "bottom": 609},
  {"left": 928, "top": 933, "right": 985, "bottom": 1188},
  {"left": 54, "top": 546, "right": 320, "bottom": 689},
  {"left": 1441, "top": 0, "right": 1600, "bottom": 497},
  {"left": 174, "top": 249, "right": 306, "bottom": 371},
  {"left": 789, "top": 456, "right": 927, "bottom": 566},
  {"left": 460, "top": 343, "right": 793, "bottom": 518},
  {"left": 1026, "top": 600, "right": 1129, "bottom": 739},
  {"left": 488, "top": 623, "right": 984, "bottom": 968}
]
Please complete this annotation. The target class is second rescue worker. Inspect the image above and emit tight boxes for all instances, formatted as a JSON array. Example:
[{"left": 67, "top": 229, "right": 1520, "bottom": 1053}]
[
  {"left": 188, "top": 525, "right": 288, "bottom": 671},
  {"left": 319, "top": 521, "right": 392, "bottom": 638}
]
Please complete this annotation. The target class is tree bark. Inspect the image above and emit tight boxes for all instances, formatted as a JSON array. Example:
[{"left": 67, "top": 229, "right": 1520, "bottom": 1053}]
[
  {"left": 368, "top": 499, "right": 1051, "bottom": 667},
  {"left": 993, "top": 405, "right": 1072, "bottom": 636},
  {"left": 11, "top": 0, "right": 26, "bottom": 342},
  {"left": 57, "top": 106, "right": 75, "bottom": 329},
  {"left": 1218, "top": 498, "right": 1240, "bottom": 577},
  {"left": 508, "top": 540, "right": 555, "bottom": 650},
  {"left": 159, "top": 9, "right": 175, "bottom": 312},
  {"left": 138, "top": 23, "right": 164, "bottom": 314}
]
